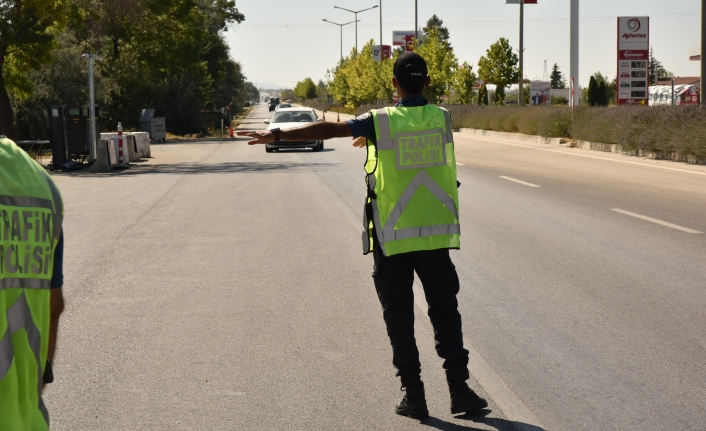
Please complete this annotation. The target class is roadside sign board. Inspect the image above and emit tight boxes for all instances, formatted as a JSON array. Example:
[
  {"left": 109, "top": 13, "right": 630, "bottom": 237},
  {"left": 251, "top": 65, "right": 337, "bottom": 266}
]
[
  {"left": 373, "top": 45, "right": 391, "bottom": 62},
  {"left": 617, "top": 17, "right": 649, "bottom": 105},
  {"left": 530, "top": 81, "right": 551, "bottom": 105},
  {"left": 404, "top": 35, "right": 415, "bottom": 52},
  {"left": 393, "top": 31, "right": 415, "bottom": 46}
]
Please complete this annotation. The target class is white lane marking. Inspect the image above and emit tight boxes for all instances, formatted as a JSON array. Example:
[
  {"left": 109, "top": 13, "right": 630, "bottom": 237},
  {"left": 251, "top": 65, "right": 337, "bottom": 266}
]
[
  {"left": 611, "top": 209, "right": 702, "bottom": 234},
  {"left": 499, "top": 176, "right": 541, "bottom": 188},
  {"left": 411, "top": 282, "right": 544, "bottom": 429},
  {"left": 455, "top": 133, "right": 706, "bottom": 177},
  {"left": 309, "top": 164, "right": 545, "bottom": 430},
  {"left": 456, "top": 162, "right": 465, "bottom": 166}
]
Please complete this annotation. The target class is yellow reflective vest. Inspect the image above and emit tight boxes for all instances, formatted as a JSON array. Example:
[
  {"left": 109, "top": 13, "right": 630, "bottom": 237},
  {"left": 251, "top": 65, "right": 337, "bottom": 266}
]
[
  {"left": 363, "top": 105, "right": 460, "bottom": 256},
  {"left": 0, "top": 137, "right": 63, "bottom": 430}
]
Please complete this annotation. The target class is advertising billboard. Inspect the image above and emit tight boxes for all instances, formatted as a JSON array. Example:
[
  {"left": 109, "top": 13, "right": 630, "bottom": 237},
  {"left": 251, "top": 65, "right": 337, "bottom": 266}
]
[
  {"left": 393, "top": 31, "right": 424, "bottom": 46},
  {"left": 617, "top": 17, "right": 649, "bottom": 105},
  {"left": 530, "top": 81, "right": 551, "bottom": 105},
  {"left": 373, "top": 45, "right": 391, "bottom": 62}
]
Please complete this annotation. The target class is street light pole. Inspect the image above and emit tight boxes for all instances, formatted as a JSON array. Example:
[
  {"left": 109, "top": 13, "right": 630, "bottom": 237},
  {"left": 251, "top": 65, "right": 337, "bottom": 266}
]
[
  {"left": 519, "top": 0, "right": 524, "bottom": 106},
  {"left": 379, "top": 0, "right": 383, "bottom": 45},
  {"left": 334, "top": 4, "right": 378, "bottom": 53},
  {"left": 415, "top": 0, "right": 418, "bottom": 46},
  {"left": 82, "top": 53, "right": 103, "bottom": 162},
  {"left": 701, "top": 0, "right": 705, "bottom": 106},
  {"left": 570, "top": 0, "right": 580, "bottom": 108},
  {"left": 322, "top": 19, "right": 359, "bottom": 61}
]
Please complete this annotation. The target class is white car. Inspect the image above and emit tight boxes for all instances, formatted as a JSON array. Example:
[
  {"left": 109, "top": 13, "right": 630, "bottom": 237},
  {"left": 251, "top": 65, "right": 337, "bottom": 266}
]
[
  {"left": 274, "top": 103, "right": 292, "bottom": 111},
  {"left": 263, "top": 108, "right": 324, "bottom": 153}
]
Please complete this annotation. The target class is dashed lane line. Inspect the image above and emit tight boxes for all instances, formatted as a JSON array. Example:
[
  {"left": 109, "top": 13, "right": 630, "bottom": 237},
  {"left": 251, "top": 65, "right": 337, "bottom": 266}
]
[
  {"left": 611, "top": 209, "right": 702, "bottom": 234},
  {"left": 500, "top": 176, "right": 541, "bottom": 188}
]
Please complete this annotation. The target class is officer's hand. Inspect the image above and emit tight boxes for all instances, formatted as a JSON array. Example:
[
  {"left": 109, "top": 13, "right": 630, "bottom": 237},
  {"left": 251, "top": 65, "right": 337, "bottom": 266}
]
[
  {"left": 352, "top": 137, "right": 366, "bottom": 148},
  {"left": 236, "top": 130, "right": 274, "bottom": 145}
]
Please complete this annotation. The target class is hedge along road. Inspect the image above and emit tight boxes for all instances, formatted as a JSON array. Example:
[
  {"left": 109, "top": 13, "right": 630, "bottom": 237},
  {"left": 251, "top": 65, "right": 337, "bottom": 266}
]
[{"left": 42, "top": 102, "right": 705, "bottom": 430}]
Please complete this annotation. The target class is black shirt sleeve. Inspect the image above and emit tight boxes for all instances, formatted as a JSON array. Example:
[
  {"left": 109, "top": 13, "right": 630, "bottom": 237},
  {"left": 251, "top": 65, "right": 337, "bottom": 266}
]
[
  {"left": 50, "top": 232, "right": 64, "bottom": 289},
  {"left": 345, "top": 111, "right": 377, "bottom": 145}
]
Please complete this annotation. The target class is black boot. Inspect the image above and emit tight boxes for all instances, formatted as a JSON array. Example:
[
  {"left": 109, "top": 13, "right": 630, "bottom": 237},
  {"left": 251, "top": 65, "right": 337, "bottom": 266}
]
[
  {"left": 395, "top": 383, "right": 429, "bottom": 419},
  {"left": 449, "top": 381, "right": 488, "bottom": 414}
]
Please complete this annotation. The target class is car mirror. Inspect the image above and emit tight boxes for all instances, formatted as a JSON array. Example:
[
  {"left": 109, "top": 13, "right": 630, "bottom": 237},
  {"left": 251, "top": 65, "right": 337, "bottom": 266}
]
[{"left": 264, "top": 120, "right": 270, "bottom": 124}]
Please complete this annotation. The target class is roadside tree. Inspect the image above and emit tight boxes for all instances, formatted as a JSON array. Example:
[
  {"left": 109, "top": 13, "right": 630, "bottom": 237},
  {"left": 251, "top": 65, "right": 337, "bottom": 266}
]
[
  {"left": 0, "top": 0, "right": 74, "bottom": 139},
  {"left": 424, "top": 15, "right": 451, "bottom": 49},
  {"left": 415, "top": 28, "right": 457, "bottom": 103},
  {"left": 452, "top": 62, "right": 477, "bottom": 105},
  {"left": 477, "top": 38, "right": 520, "bottom": 106},
  {"left": 550, "top": 63, "right": 566, "bottom": 89},
  {"left": 294, "top": 77, "right": 317, "bottom": 100}
]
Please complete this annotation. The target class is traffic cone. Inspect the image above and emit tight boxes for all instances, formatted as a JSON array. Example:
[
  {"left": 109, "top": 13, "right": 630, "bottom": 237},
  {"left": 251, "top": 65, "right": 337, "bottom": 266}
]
[{"left": 229, "top": 122, "right": 234, "bottom": 138}]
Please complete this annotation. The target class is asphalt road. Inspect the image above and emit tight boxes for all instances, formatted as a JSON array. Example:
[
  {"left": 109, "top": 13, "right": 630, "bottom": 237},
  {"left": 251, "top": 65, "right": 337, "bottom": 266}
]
[{"left": 43, "top": 103, "right": 706, "bottom": 430}]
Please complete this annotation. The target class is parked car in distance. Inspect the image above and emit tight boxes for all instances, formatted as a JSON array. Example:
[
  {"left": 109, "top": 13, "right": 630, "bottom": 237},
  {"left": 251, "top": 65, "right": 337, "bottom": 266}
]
[
  {"left": 268, "top": 97, "right": 280, "bottom": 112},
  {"left": 263, "top": 108, "right": 324, "bottom": 152}
]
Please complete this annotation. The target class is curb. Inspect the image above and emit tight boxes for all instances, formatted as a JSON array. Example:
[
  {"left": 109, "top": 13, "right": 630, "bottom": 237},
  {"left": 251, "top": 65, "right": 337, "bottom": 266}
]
[{"left": 456, "top": 128, "right": 565, "bottom": 146}]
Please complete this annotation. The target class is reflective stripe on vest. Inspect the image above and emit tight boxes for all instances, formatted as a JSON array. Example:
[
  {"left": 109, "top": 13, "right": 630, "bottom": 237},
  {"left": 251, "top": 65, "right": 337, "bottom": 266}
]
[
  {"left": 0, "top": 292, "right": 49, "bottom": 423},
  {"left": 366, "top": 107, "right": 460, "bottom": 256}
]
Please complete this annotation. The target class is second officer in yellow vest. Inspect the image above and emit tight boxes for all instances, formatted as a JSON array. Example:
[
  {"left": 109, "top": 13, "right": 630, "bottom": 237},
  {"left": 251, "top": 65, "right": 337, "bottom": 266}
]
[{"left": 237, "top": 52, "right": 487, "bottom": 419}]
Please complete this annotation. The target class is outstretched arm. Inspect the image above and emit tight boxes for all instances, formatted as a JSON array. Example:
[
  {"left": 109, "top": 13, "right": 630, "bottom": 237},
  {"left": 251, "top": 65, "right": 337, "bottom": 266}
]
[{"left": 237, "top": 122, "right": 353, "bottom": 145}]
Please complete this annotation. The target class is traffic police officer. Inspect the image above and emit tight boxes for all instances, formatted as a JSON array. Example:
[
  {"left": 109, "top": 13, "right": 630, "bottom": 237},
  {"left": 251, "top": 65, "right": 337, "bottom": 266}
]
[
  {"left": 238, "top": 52, "right": 487, "bottom": 419},
  {"left": 1, "top": 136, "right": 65, "bottom": 430}
]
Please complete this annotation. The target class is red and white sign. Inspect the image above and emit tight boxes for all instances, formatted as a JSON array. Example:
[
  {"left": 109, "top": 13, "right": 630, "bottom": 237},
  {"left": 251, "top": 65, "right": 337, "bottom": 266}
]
[
  {"left": 404, "top": 35, "right": 415, "bottom": 52},
  {"left": 617, "top": 17, "right": 649, "bottom": 106},
  {"left": 373, "top": 45, "right": 391, "bottom": 62},
  {"left": 393, "top": 31, "right": 415, "bottom": 46}
]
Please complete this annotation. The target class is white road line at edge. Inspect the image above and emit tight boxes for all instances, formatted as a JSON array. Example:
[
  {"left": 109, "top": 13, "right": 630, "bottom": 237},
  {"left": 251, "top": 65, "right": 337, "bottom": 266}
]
[
  {"left": 455, "top": 133, "right": 706, "bottom": 177},
  {"left": 611, "top": 209, "right": 702, "bottom": 234},
  {"left": 309, "top": 163, "right": 546, "bottom": 431},
  {"left": 499, "top": 176, "right": 541, "bottom": 188}
]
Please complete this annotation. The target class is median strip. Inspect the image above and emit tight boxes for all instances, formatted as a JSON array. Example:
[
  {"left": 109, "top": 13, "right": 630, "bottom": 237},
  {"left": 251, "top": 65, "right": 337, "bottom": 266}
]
[
  {"left": 611, "top": 209, "right": 702, "bottom": 234},
  {"left": 499, "top": 176, "right": 541, "bottom": 188}
]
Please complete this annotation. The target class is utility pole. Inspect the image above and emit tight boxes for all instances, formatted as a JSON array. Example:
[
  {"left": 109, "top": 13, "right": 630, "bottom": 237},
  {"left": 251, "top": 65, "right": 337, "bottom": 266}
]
[
  {"left": 570, "top": 0, "right": 580, "bottom": 107},
  {"left": 519, "top": 0, "right": 525, "bottom": 106},
  {"left": 380, "top": 0, "right": 383, "bottom": 46},
  {"left": 415, "top": 0, "right": 418, "bottom": 46},
  {"left": 702, "top": 0, "right": 705, "bottom": 106},
  {"left": 82, "top": 53, "right": 103, "bottom": 162}
]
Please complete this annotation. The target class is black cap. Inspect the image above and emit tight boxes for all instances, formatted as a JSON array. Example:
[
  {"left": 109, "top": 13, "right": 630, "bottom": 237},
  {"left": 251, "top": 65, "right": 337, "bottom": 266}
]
[{"left": 393, "top": 52, "right": 428, "bottom": 89}]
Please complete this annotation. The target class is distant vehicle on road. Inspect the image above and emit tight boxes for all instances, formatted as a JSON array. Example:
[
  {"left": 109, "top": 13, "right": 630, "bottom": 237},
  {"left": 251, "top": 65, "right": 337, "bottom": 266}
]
[
  {"left": 275, "top": 103, "right": 292, "bottom": 111},
  {"left": 268, "top": 97, "right": 280, "bottom": 112},
  {"left": 263, "top": 108, "right": 324, "bottom": 153}
]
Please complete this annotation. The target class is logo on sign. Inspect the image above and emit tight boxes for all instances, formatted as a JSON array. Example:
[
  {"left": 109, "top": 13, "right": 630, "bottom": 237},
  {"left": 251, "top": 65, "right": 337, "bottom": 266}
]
[
  {"left": 622, "top": 51, "right": 647, "bottom": 59},
  {"left": 627, "top": 18, "right": 641, "bottom": 32},
  {"left": 620, "top": 72, "right": 630, "bottom": 79}
]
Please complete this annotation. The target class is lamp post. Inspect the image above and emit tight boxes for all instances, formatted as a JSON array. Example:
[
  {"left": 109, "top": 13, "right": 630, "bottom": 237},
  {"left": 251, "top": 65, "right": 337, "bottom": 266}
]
[
  {"left": 518, "top": 0, "right": 524, "bottom": 106},
  {"left": 379, "top": 0, "right": 383, "bottom": 45},
  {"left": 415, "top": 0, "right": 418, "bottom": 46},
  {"left": 570, "top": 0, "right": 579, "bottom": 108},
  {"left": 323, "top": 19, "right": 359, "bottom": 61},
  {"left": 82, "top": 53, "right": 103, "bottom": 162},
  {"left": 333, "top": 4, "right": 378, "bottom": 53}
]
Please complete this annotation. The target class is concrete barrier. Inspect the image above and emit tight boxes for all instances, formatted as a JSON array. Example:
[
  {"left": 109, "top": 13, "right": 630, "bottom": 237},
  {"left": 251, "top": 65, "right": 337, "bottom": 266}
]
[
  {"left": 89, "top": 139, "right": 114, "bottom": 173},
  {"left": 100, "top": 133, "right": 140, "bottom": 162},
  {"left": 131, "top": 132, "right": 151, "bottom": 158}
]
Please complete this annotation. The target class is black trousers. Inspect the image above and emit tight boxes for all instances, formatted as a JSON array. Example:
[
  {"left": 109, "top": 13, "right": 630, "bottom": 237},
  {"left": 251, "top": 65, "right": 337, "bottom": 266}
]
[{"left": 372, "top": 246, "right": 470, "bottom": 387}]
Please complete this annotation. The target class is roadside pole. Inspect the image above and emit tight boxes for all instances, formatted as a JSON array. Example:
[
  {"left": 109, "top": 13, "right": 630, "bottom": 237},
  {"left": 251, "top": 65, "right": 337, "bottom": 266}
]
[
  {"left": 699, "top": 0, "right": 706, "bottom": 106},
  {"left": 519, "top": 0, "right": 524, "bottom": 106},
  {"left": 379, "top": 0, "right": 382, "bottom": 46},
  {"left": 570, "top": 0, "right": 579, "bottom": 108},
  {"left": 82, "top": 53, "right": 103, "bottom": 162},
  {"left": 414, "top": 0, "right": 418, "bottom": 46},
  {"left": 702, "top": 0, "right": 705, "bottom": 106}
]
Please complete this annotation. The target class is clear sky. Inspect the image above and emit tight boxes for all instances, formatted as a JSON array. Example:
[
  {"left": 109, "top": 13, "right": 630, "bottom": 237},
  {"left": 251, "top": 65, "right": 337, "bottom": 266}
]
[{"left": 224, "top": 0, "right": 701, "bottom": 88}]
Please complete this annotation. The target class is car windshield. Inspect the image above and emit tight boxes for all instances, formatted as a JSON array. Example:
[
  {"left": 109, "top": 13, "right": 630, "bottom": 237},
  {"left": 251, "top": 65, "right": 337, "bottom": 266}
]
[{"left": 271, "top": 111, "right": 314, "bottom": 123}]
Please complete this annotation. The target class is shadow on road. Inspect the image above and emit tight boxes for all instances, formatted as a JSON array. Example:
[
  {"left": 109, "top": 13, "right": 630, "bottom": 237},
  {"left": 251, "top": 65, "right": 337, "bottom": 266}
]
[
  {"left": 419, "top": 410, "right": 546, "bottom": 431},
  {"left": 52, "top": 161, "right": 342, "bottom": 177}
]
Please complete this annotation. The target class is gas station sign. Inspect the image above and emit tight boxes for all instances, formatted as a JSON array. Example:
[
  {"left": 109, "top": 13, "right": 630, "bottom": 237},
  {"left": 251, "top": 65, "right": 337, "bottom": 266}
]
[{"left": 617, "top": 17, "right": 649, "bottom": 105}]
